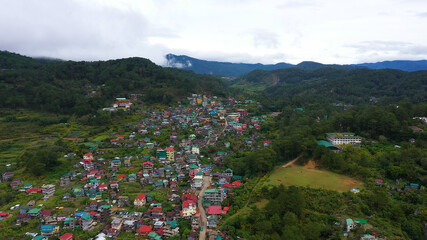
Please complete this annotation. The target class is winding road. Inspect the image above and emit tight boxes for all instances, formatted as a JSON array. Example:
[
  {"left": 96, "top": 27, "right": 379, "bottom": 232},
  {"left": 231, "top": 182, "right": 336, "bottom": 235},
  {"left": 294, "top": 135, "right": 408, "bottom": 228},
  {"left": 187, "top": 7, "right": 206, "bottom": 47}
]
[{"left": 198, "top": 176, "right": 212, "bottom": 240}]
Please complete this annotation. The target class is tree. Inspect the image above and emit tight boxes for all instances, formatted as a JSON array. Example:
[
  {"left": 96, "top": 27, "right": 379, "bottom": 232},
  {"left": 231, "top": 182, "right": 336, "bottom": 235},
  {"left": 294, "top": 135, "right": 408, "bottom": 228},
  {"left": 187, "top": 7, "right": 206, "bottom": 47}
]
[{"left": 18, "top": 145, "right": 62, "bottom": 176}]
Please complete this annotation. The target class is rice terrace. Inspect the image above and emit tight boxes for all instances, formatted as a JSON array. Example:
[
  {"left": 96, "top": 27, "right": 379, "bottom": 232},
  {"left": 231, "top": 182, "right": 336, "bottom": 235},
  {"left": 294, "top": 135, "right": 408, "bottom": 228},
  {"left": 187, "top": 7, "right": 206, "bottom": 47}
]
[{"left": 263, "top": 160, "right": 362, "bottom": 192}]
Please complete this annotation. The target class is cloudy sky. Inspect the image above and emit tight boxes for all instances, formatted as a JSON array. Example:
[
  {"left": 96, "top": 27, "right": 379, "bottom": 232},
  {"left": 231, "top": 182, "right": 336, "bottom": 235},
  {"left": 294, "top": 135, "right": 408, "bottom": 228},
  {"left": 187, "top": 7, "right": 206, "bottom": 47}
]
[{"left": 1, "top": 0, "right": 427, "bottom": 65}]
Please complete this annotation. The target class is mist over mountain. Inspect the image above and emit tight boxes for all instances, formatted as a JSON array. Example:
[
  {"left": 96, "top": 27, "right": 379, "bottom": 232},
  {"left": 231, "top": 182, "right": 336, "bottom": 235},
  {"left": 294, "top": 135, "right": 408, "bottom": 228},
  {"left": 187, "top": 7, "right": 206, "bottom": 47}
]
[{"left": 166, "top": 53, "right": 427, "bottom": 77}]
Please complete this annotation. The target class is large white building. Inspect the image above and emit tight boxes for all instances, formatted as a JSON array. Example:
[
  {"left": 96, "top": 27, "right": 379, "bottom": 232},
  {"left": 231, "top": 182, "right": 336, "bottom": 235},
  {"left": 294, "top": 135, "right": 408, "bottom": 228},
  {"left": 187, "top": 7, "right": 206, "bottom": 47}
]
[{"left": 326, "top": 133, "right": 362, "bottom": 145}]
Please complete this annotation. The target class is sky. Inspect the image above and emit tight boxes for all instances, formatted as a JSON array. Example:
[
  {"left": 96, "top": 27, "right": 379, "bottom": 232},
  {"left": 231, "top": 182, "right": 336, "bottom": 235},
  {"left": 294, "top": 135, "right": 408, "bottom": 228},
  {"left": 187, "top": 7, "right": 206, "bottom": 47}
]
[{"left": 1, "top": 0, "right": 427, "bottom": 65}]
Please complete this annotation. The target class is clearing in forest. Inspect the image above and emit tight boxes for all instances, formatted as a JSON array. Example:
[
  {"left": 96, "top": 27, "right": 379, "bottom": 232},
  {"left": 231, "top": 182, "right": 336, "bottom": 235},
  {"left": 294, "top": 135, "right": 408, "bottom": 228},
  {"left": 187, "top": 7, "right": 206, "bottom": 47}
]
[{"left": 264, "top": 160, "right": 362, "bottom": 192}]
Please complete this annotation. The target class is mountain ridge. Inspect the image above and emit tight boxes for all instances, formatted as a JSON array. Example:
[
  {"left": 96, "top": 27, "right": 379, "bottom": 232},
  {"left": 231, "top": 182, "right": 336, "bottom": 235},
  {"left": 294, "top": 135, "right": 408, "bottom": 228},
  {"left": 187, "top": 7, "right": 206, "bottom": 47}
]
[{"left": 165, "top": 53, "right": 427, "bottom": 76}]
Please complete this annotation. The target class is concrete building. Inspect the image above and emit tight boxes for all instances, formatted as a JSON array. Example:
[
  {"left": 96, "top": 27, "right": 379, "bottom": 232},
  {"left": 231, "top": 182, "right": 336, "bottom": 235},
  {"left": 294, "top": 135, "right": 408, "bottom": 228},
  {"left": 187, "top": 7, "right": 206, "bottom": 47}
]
[
  {"left": 326, "top": 133, "right": 362, "bottom": 145},
  {"left": 204, "top": 188, "right": 226, "bottom": 205},
  {"left": 42, "top": 184, "right": 55, "bottom": 200},
  {"left": 165, "top": 147, "right": 175, "bottom": 162}
]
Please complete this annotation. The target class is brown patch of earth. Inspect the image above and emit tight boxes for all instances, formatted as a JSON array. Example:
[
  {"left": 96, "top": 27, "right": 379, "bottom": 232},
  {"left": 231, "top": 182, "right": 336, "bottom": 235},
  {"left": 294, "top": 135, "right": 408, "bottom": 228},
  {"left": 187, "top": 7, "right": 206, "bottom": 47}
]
[
  {"left": 343, "top": 178, "right": 361, "bottom": 188},
  {"left": 304, "top": 159, "right": 317, "bottom": 169}
]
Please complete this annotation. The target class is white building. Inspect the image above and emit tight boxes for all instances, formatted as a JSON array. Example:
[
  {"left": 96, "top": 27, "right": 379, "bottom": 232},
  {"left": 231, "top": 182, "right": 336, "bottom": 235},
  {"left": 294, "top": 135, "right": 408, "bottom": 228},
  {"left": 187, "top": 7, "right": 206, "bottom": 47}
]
[{"left": 326, "top": 133, "right": 362, "bottom": 145}]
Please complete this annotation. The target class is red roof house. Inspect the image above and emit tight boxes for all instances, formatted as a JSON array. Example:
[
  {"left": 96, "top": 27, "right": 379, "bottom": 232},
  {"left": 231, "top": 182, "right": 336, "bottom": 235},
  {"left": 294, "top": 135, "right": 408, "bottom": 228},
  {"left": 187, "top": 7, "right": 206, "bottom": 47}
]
[
  {"left": 182, "top": 194, "right": 197, "bottom": 203},
  {"left": 232, "top": 181, "right": 243, "bottom": 187},
  {"left": 59, "top": 233, "right": 73, "bottom": 240},
  {"left": 207, "top": 205, "right": 227, "bottom": 215},
  {"left": 138, "top": 225, "right": 153, "bottom": 234}
]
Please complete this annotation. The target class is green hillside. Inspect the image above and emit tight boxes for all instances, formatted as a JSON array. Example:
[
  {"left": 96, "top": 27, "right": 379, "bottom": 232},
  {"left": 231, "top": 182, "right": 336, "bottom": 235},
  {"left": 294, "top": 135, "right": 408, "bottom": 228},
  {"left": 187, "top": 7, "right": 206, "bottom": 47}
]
[
  {"left": 0, "top": 51, "right": 227, "bottom": 115},
  {"left": 232, "top": 67, "right": 426, "bottom": 105}
]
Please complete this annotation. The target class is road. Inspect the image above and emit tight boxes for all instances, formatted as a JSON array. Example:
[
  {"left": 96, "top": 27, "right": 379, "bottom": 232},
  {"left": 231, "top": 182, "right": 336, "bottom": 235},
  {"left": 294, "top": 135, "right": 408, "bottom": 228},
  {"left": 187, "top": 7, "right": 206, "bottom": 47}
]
[
  {"left": 206, "top": 118, "right": 227, "bottom": 146},
  {"left": 198, "top": 176, "right": 212, "bottom": 240}
]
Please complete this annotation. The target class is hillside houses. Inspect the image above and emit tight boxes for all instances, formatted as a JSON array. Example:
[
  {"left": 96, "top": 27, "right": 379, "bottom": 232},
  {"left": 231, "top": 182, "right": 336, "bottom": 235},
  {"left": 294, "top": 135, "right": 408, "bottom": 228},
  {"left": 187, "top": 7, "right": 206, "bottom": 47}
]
[{"left": 2, "top": 93, "right": 274, "bottom": 239}]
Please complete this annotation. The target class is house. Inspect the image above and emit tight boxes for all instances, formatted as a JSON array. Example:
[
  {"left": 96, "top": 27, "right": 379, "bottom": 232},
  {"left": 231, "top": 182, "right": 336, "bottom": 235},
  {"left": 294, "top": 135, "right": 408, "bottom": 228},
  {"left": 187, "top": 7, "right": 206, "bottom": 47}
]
[
  {"left": 28, "top": 208, "right": 42, "bottom": 217},
  {"left": 100, "top": 205, "right": 111, "bottom": 223},
  {"left": 222, "top": 183, "right": 234, "bottom": 191},
  {"left": 110, "top": 181, "right": 119, "bottom": 189},
  {"left": 111, "top": 159, "right": 121, "bottom": 167},
  {"left": 224, "top": 168, "right": 233, "bottom": 177},
  {"left": 0, "top": 212, "right": 11, "bottom": 220},
  {"left": 143, "top": 162, "right": 154, "bottom": 173},
  {"left": 122, "top": 219, "right": 136, "bottom": 232},
  {"left": 83, "top": 152, "right": 94, "bottom": 161},
  {"left": 182, "top": 200, "right": 197, "bottom": 217},
  {"left": 191, "top": 146, "right": 200, "bottom": 155},
  {"left": 40, "top": 224, "right": 60, "bottom": 236},
  {"left": 20, "top": 206, "right": 30, "bottom": 214},
  {"left": 63, "top": 217, "right": 75, "bottom": 229},
  {"left": 16, "top": 213, "right": 31, "bottom": 224},
  {"left": 98, "top": 184, "right": 108, "bottom": 191},
  {"left": 207, "top": 205, "right": 227, "bottom": 215},
  {"left": 350, "top": 188, "right": 361, "bottom": 194},
  {"left": 113, "top": 101, "right": 132, "bottom": 109},
  {"left": 346, "top": 218, "right": 367, "bottom": 232},
  {"left": 26, "top": 188, "right": 42, "bottom": 194},
  {"left": 118, "top": 196, "right": 130, "bottom": 207},
  {"left": 41, "top": 210, "right": 52, "bottom": 218},
  {"left": 326, "top": 133, "right": 362, "bottom": 145},
  {"left": 163, "top": 220, "right": 179, "bottom": 237},
  {"left": 148, "top": 232, "right": 162, "bottom": 240},
  {"left": 153, "top": 220, "right": 165, "bottom": 229},
  {"left": 60, "top": 175, "right": 71, "bottom": 187},
  {"left": 137, "top": 225, "right": 153, "bottom": 236},
  {"left": 111, "top": 217, "right": 123, "bottom": 231},
  {"left": 191, "top": 214, "right": 200, "bottom": 229},
  {"left": 207, "top": 215, "right": 218, "bottom": 229},
  {"left": 182, "top": 194, "right": 198, "bottom": 203},
  {"left": 81, "top": 214, "right": 94, "bottom": 230},
  {"left": 42, "top": 184, "right": 55, "bottom": 200},
  {"left": 165, "top": 147, "right": 175, "bottom": 162},
  {"left": 128, "top": 173, "right": 137, "bottom": 182},
  {"left": 373, "top": 179, "right": 384, "bottom": 185},
  {"left": 192, "top": 175, "right": 203, "bottom": 189},
  {"left": 232, "top": 181, "right": 243, "bottom": 188},
  {"left": 204, "top": 188, "right": 226, "bottom": 205},
  {"left": 317, "top": 140, "right": 340, "bottom": 152},
  {"left": 134, "top": 193, "right": 146, "bottom": 207},
  {"left": 189, "top": 164, "right": 199, "bottom": 178},
  {"left": 59, "top": 233, "right": 74, "bottom": 240}
]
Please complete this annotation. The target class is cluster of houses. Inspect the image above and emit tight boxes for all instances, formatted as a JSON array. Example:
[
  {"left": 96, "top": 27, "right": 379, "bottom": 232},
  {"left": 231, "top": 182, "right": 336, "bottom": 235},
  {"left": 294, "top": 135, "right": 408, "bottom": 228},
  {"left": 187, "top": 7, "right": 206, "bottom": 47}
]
[
  {"left": 0, "top": 94, "right": 268, "bottom": 239},
  {"left": 103, "top": 97, "right": 133, "bottom": 112}
]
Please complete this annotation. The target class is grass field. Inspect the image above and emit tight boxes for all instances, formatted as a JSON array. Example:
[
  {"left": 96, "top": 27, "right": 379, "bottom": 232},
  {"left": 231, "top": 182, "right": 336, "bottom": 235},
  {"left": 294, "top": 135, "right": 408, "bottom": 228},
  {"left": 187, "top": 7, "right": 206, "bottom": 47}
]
[{"left": 263, "top": 163, "right": 362, "bottom": 192}]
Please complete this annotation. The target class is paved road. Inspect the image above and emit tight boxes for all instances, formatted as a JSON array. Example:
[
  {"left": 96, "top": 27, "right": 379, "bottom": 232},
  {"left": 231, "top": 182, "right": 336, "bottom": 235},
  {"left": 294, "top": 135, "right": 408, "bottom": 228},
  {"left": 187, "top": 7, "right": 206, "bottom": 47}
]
[{"left": 198, "top": 176, "right": 212, "bottom": 240}]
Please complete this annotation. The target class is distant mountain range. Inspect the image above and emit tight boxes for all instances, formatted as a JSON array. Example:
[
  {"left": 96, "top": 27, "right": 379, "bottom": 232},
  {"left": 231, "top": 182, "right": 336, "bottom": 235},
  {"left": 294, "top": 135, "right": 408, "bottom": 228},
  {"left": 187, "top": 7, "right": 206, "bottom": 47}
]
[{"left": 165, "top": 53, "right": 427, "bottom": 77}]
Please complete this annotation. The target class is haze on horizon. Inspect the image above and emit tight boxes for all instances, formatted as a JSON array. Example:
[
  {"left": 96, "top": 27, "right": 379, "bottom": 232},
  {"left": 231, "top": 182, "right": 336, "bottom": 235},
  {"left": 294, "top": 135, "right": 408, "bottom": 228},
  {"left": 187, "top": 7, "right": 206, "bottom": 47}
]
[{"left": 1, "top": 0, "right": 427, "bottom": 65}]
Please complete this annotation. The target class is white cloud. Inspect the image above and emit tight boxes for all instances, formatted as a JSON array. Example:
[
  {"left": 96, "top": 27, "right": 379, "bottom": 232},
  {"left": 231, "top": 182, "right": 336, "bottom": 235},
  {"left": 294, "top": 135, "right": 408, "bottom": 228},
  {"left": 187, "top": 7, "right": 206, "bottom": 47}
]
[{"left": 0, "top": 0, "right": 426, "bottom": 65}]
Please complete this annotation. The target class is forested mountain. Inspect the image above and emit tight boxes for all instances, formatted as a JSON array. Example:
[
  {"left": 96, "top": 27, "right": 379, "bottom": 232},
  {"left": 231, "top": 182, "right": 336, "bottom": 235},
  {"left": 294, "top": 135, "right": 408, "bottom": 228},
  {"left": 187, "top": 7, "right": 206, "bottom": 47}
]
[
  {"left": 166, "top": 53, "right": 294, "bottom": 77},
  {"left": 0, "top": 51, "right": 227, "bottom": 115},
  {"left": 232, "top": 67, "right": 427, "bottom": 106},
  {"left": 165, "top": 53, "right": 427, "bottom": 77}
]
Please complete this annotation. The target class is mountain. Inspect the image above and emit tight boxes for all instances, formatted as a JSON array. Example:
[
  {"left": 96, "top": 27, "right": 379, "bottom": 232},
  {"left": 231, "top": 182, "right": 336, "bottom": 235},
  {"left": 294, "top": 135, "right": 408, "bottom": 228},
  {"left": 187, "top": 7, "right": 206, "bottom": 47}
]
[
  {"left": 165, "top": 53, "right": 294, "bottom": 77},
  {"left": 0, "top": 51, "right": 227, "bottom": 115},
  {"left": 233, "top": 67, "right": 426, "bottom": 105},
  {"left": 165, "top": 53, "right": 427, "bottom": 76},
  {"left": 355, "top": 60, "right": 427, "bottom": 72}
]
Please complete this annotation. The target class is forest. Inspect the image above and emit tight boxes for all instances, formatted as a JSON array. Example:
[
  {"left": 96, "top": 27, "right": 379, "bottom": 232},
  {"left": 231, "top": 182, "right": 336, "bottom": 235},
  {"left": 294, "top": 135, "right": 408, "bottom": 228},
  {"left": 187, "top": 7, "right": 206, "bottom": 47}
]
[
  {"left": 231, "top": 67, "right": 426, "bottom": 105},
  {"left": 221, "top": 99, "right": 426, "bottom": 240},
  {"left": 0, "top": 51, "right": 227, "bottom": 115}
]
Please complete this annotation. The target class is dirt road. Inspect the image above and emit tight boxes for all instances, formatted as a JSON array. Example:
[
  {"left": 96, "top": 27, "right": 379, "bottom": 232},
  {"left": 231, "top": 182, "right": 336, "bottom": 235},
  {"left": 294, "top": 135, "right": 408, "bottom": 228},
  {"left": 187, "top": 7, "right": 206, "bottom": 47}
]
[{"left": 281, "top": 156, "right": 300, "bottom": 168}]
